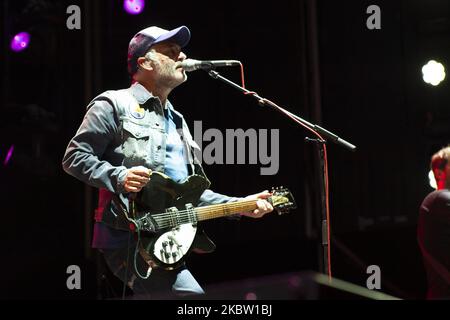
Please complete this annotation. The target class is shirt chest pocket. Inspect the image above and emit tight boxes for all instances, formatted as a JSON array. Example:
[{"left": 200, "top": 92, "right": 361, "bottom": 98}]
[{"left": 121, "top": 120, "right": 162, "bottom": 166}]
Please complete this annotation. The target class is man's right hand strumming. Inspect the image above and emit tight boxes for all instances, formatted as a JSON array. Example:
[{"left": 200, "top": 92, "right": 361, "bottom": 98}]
[{"left": 123, "top": 166, "right": 152, "bottom": 193}]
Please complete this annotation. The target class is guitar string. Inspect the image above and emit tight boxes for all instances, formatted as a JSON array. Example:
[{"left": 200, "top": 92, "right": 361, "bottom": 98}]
[
  {"left": 141, "top": 200, "right": 261, "bottom": 229},
  {"left": 150, "top": 199, "right": 259, "bottom": 220},
  {"left": 153, "top": 201, "right": 258, "bottom": 226},
  {"left": 135, "top": 195, "right": 290, "bottom": 229}
]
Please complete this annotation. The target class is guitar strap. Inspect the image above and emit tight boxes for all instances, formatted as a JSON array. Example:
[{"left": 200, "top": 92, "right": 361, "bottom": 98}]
[
  {"left": 111, "top": 194, "right": 159, "bottom": 268},
  {"left": 111, "top": 194, "right": 136, "bottom": 229}
]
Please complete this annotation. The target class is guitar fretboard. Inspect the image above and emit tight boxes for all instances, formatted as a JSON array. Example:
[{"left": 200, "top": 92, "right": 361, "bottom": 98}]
[
  {"left": 150, "top": 199, "right": 259, "bottom": 230},
  {"left": 196, "top": 200, "right": 258, "bottom": 221}
]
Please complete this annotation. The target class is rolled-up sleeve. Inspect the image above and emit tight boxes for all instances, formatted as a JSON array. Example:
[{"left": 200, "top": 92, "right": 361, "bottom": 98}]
[{"left": 62, "top": 97, "right": 128, "bottom": 194}]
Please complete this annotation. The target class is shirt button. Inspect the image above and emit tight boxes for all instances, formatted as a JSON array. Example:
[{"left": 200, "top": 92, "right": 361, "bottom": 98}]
[
  {"left": 157, "top": 146, "right": 162, "bottom": 150},
  {"left": 155, "top": 123, "right": 160, "bottom": 126}
]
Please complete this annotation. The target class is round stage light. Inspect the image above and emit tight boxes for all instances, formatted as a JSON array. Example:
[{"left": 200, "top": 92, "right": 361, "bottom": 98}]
[
  {"left": 10, "top": 32, "right": 30, "bottom": 52},
  {"left": 422, "top": 60, "right": 446, "bottom": 86},
  {"left": 124, "top": 0, "right": 145, "bottom": 15}
]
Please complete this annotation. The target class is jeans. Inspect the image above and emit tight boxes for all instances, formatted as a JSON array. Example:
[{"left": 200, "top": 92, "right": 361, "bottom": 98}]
[{"left": 101, "top": 243, "right": 204, "bottom": 299}]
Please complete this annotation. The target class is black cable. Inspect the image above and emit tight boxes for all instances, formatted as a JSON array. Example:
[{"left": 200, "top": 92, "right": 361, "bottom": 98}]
[
  {"left": 113, "top": 194, "right": 151, "bottom": 284},
  {"left": 122, "top": 230, "right": 131, "bottom": 300},
  {"left": 134, "top": 227, "right": 152, "bottom": 280}
]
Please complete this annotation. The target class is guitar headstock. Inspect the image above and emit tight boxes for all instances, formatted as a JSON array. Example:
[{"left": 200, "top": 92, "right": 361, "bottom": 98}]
[{"left": 269, "top": 187, "right": 297, "bottom": 215}]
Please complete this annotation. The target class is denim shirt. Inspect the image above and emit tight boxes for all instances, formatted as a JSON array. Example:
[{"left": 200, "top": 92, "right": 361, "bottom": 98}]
[{"left": 62, "top": 83, "right": 241, "bottom": 241}]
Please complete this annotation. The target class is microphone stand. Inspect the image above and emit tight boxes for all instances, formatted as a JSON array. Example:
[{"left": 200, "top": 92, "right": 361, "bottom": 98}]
[{"left": 207, "top": 69, "right": 356, "bottom": 278}]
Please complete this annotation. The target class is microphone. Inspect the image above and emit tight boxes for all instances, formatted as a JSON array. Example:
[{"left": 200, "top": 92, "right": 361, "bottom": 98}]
[{"left": 180, "top": 59, "right": 241, "bottom": 72}]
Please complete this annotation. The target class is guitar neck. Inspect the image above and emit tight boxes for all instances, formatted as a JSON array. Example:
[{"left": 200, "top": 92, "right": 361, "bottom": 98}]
[
  {"left": 147, "top": 199, "right": 259, "bottom": 231},
  {"left": 195, "top": 199, "right": 258, "bottom": 221}
]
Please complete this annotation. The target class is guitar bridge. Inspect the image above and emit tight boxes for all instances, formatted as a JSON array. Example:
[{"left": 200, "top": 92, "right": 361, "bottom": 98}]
[{"left": 135, "top": 213, "right": 157, "bottom": 232}]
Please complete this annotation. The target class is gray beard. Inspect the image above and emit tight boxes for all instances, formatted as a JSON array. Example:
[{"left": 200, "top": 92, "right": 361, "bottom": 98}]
[{"left": 154, "top": 61, "right": 187, "bottom": 89}]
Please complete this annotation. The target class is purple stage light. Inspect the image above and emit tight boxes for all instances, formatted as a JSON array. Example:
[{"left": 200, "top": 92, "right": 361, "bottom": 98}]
[
  {"left": 10, "top": 32, "right": 30, "bottom": 52},
  {"left": 124, "top": 0, "right": 145, "bottom": 15},
  {"left": 4, "top": 145, "right": 14, "bottom": 166},
  {"left": 245, "top": 292, "right": 257, "bottom": 300}
]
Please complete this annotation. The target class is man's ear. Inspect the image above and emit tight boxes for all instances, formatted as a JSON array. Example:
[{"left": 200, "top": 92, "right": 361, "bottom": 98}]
[{"left": 137, "top": 56, "right": 153, "bottom": 71}]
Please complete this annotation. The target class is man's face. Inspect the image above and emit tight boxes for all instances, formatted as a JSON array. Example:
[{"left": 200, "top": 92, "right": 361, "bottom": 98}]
[{"left": 146, "top": 41, "right": 187, "bottom": 89}]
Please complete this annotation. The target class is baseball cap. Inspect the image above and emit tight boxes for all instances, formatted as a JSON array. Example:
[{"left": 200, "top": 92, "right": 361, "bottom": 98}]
[{"left": 127, "top": 25, "right": 191, "bottom": 75}]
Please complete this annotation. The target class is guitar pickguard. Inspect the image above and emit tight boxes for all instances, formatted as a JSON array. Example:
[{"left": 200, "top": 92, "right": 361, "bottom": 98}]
[{"left": 149, "top": 224, "right": 198, "bottom": 269}]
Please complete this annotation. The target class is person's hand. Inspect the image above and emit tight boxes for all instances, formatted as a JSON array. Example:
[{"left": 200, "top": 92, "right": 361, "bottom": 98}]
[
  {"left": 240, "top": 190, "right": 273, "bottom": 218},
  {"left": 123, "top": 166, "right": 152, "bottom": 193}
]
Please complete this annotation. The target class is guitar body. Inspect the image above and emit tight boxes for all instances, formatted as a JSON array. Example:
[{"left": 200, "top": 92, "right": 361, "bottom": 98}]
[{"left": 132, "top": 172, "right": 213, "bottom": 270}]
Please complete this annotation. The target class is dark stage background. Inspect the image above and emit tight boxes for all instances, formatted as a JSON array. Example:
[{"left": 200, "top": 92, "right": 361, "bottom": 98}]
[{"left": 1, "top": 0, "right": 449, "bottom": 299}]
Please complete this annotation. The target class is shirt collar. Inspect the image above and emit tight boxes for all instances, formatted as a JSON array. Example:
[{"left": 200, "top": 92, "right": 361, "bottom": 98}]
[
  {"left": 129, "top": 82, "right": 184, "bottom": 119},
  {"left": 129, "top": 82, "right": 157, "bottom": 105}
]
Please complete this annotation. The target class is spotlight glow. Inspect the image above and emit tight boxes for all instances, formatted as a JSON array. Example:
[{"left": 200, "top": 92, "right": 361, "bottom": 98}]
[
  {"left": 428, "top": 170, "right": 437, "bottom": 189},
  {"left": 422, "top": 60, "right": 446, "bottom": 86},
  {"left": 10, "top": 32, "right": 30, "bottom": 52},
  {"left": 124, "top": 0, "right": 145, "bottom": 15},
  {"left": 4, "top": 145, "right": 14, "bottom": 166},
  {"left": 245, "top": 292, "right": 257, "bottom": 300}
]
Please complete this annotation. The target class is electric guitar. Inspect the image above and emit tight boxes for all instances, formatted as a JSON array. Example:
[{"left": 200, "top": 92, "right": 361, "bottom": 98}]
[{"left": 121, "top": 171, "right": 296, "bottom": 271}]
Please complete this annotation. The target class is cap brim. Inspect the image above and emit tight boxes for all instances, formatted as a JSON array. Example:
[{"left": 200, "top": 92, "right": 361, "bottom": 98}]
[{"left": 153, "top": 26, "right": 191, "bottom": 48}]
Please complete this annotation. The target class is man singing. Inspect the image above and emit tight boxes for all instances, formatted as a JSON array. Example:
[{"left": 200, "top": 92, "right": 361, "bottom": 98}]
[{"left": 62, "top": 25, "right": 273, "bottom": 298}]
